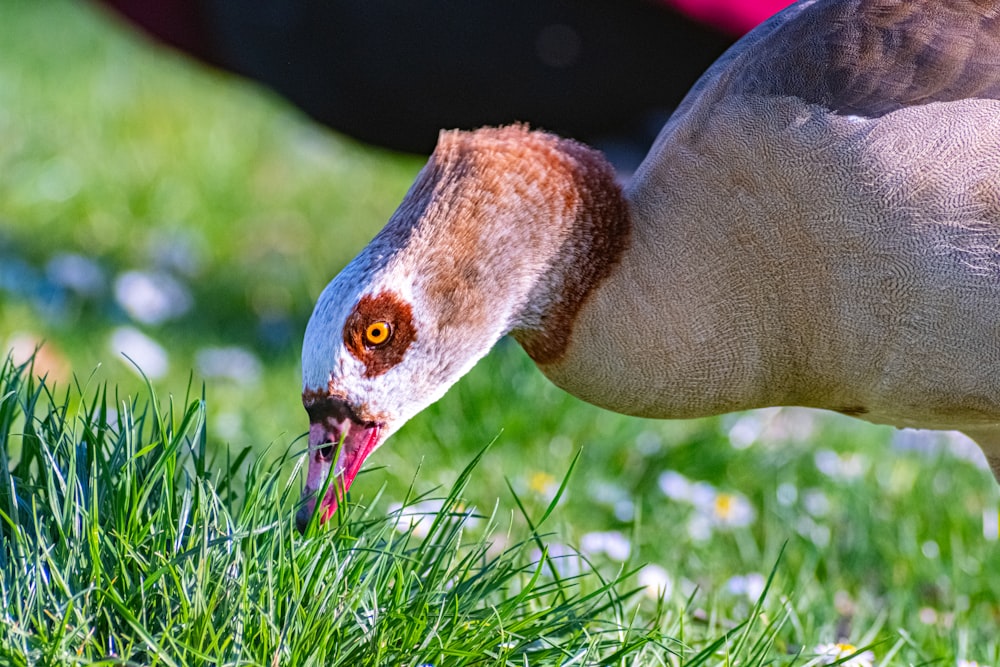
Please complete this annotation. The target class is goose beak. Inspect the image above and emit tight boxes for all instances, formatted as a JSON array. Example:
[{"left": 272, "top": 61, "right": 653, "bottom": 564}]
[{"left": 296, "top": 397, "right": 382, "bottom": 533}]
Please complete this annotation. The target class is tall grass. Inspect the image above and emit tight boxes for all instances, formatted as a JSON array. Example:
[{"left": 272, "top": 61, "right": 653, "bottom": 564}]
[
  {"left": 5, "top": 2, "right": 1000, "bottom": 663},
  {"left": 0, "top": 356, "right": 692, "bottom": 665}
]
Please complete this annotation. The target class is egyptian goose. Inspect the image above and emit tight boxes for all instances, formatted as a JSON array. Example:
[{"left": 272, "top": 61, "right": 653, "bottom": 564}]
[{"left": 297, "top": 0, "right": 1000, "bottom": 529}]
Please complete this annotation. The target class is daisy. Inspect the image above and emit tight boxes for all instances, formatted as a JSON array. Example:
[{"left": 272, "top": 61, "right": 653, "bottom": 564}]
[
  {"left": 725, "top": 572, "right": 767, "bottom": 601},
  {"left": 636, "top": 564, "right": 673, "bottom": 600},
  {"left": 814, "top": 450, "right": 868, "bottom": 481},
  {"left": 580, "top": 530, "right": 631, "bottom": 562},
  {"left": 814, "top": 642, "right": 875, "bottom": 667},
  {"left": 706, "top": 491, "right": 755, "bottom": 528}
]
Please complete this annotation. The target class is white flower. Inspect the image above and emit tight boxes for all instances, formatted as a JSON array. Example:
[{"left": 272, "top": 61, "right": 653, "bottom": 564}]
[
  {"left": 984, "top": 507, "right": 999, "bottom": 541},
  {"left": 776, "top": 482, "right": 798, "bottom": 506},
  {"left": 891, "top": 429, "right": 988, "bottom": 469},
  {"left": 659, "top": 471, "right": 720, "bottom": 507},
  {"left": 661, "top": 470, "right": 756, "bottom": 538},
  {"left": 388, "top": 499, "right": 482, "bottom": 539},
  {"left": 725, "top": 572, "right": 767, "bottom": 601},
  {"left": 814, "top": 450, "right": 868, "bottom": 480},
  {"left": 580, "top": 531, "right": 631, "bottom": 562},
  {"left": 727, "top": 412, "right": 770, "bottom": 449},
  {"left": 689, "top": 481, "right": 719, "bottom": 507},
  {"left": 698, "top": 490, "right": 755, "bottom": 528},
  {"left": 803, "top": 489, "right": 831, "bottom": 517},
  {"left": 114, "top": 270, "right": 192, "bottom": 325},
  {"left": 725, "top": 407, "right": 818, "bottom": 448},
  {"left": 686, "top": 514, "right": 714, "bottom": 542},
  {"left": 109, "top": 327, "right": 169, "bottom": 379},
  {"left": 529, "top": 542, "right": 582, "bottom": 578},
  {"left": 796, "top": 517, "right": 832, "bottom": 548},
  {"left": 526, "top": 471, "right": 559, "bottom": 500},
  {"left": 195, "top": 346, "right": 262, "bottom": 384},
  {"left": 637, "top": 564, "right": 673, "bottom": 600},
  {"left": 614, "top": 499, "right": 635, "bottom": 522},
  {"left": 814, "top": 642, "right": 875, "bottom": 667},
  {"left": 46, "top": 253, "right": 105, "bottom": 296},
  {"left": 658, "top": 470, "right": 692, "bottom": 501}
]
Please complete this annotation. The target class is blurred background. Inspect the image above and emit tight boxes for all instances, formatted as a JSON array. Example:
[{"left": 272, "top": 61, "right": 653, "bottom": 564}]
[
  {"left": 2, "top": 1, "right": 999, "bottom": 654},
  {"left": 1, "top": 0, "right": 784, "bottom": 460}
]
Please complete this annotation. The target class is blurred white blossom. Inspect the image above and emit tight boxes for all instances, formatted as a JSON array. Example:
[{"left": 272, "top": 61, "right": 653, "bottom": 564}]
[
  {"left": 660, "top": 470, "right": 756, "bottom": 539},
  {"left": 812, "top": 642, "right": 875, "bottom": 667},
  {"left": 725, "top": 572, "right": 767, "bottom": 601},
  {"left": 590, "top": 480, "right": 635, "bottom": 521},
  {"left": 529, "top": 542, "right": 582, "bottom": 578},
  {"left": 526, "top": 471, "right": 559, "bottom": 501},
  {"left": 776, "top": 482, "right": 798, "bottom": 506},
  {"left": 580, "top": 531, "right": 631, "bottom": 562},
  {"left": 796, "top": 516, "right": 831, "bottom": 548},
  {"left": 195, "top": 346, "right": 262, "bottom": 384},
  {"left": 114, "top": 270, "right": 192, "bottom": 325},
  {"left": 658, "top": 470, "right": 716, "bottom": 506},
  {"left": 984, "top": 507, "right": 999, "bottom": 542},
  {"left": 814, "top": 450, "right": 868, "bottom": 480},
  {"left": 109, "top": 327, "right": 168, "bottom": 379},
  {"left": 637, "top": 564, "right": 673, "bottom": 600},
  {"left": 892, "top": 429, "right": 988, "bottom": 469},
  {"left": 699, "top": 491, "right": 755, "bottom": 528},
  {"left": 386, "top": 499, "right": 480, "bottom": 540},
  {"left": 803, "top": 489, "right": 831, "bottom": 517},
  {"left": 725, "top": 407, "right": 819, "bottom": 449},
  {"left": 918, "top": 607, "right": 938, "bottom": 625},
  {"left": 46, "top": 253, "right": 105, "bottom": 297}
]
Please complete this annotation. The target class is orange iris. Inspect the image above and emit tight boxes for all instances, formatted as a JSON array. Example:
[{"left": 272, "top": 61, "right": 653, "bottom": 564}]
[{"left": 364, "top": 321, "right": 391, "bottom": 346}]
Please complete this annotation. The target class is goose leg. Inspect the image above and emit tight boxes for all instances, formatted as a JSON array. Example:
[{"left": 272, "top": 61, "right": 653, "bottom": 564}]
[{"left": 960, "top": 427, "right": 1000, "bottom": 483}]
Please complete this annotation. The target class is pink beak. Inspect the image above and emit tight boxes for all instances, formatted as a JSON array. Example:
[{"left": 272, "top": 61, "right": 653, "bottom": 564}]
[{"left": 296, "top": 395, "right": 381, "bottom": 533}]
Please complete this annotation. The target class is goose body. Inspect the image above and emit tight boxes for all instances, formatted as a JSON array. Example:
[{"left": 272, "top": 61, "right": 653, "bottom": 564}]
[{"left": 298, "top": 0, "right": 1000, "bottom": 528}]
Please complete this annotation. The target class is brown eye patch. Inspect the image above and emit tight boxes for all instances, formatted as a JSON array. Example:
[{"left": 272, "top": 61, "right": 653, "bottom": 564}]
[{"left": 343, "top": 292, "right": 416, "bottom": 378}]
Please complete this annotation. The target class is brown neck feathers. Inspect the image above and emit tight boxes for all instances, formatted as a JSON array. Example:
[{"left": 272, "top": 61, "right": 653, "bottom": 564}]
[{"left": 512, "top": 136, "right": 632, "bottom": 365}]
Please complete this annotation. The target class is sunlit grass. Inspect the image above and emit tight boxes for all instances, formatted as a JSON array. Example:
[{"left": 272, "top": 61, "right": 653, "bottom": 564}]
[
  {"left": 0, "top": 355, "right": 682, "bottom": 665},
  {"left": 2, "top": 1, "right": 1000, "bottom": 664}
]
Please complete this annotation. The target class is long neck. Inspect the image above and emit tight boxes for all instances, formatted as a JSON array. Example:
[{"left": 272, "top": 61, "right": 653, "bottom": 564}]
[
  {"left": 389, "top": 127, "right": 632, "bottom": 374},
  {"left": 507, "top": 141, "right": 632, "bottom": 364},
  {"left": 534, "top": 100, "right": 852, "bottom": 419}
]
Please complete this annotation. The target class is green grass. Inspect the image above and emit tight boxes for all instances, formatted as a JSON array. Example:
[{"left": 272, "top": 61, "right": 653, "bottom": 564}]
[
  {"left": 0, "top": 355, "right": 676, "bottom": 665},
  {"left": 2, "top": 1, "right": 1000, "bottom": 664}
]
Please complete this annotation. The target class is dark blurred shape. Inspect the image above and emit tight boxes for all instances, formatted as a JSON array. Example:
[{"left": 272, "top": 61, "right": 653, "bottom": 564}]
[
  {"left": 663, "top": 0, "right": 795, "bottom": 36},
  {"left": 93, "top": 0, "right": 736, "bottom": 156}
]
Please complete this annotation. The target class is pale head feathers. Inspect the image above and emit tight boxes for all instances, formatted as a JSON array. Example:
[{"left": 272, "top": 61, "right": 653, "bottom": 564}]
[{"left": 302, "top": 124, "right": 630, "bottom": 440}]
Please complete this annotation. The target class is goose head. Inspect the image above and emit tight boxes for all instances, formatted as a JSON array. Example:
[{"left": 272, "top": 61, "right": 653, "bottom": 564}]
[{"left": 296, "top": 125, "right": 629, "bottom": 530}]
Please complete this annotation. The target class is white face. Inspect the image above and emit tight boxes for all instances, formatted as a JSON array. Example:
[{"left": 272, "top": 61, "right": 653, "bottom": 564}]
[
  {"left": 297, "top": 125, "right": 582, "bottom": 528},
  {"left": 301, "top": 242, "right": 508, "bottom": 449}
]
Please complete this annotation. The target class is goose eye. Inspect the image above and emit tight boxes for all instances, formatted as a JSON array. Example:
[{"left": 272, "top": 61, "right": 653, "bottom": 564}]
[
  {"left": 343, "top": 292, "right": 415, "bottom": 378},
  {"left": 364, "top": 321, "right": 392, "bottom": 347}
]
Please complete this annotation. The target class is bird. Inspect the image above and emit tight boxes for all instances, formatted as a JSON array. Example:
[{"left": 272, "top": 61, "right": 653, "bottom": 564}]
[{"left": 296, "top": 0, "right": 1000, "bottom": 531}]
